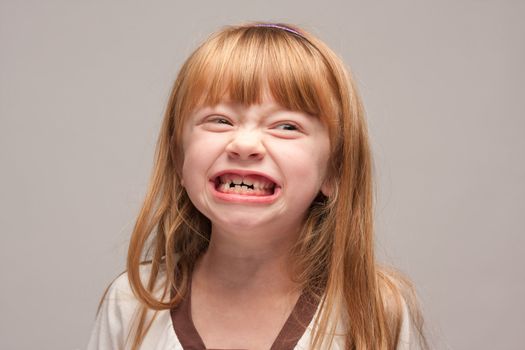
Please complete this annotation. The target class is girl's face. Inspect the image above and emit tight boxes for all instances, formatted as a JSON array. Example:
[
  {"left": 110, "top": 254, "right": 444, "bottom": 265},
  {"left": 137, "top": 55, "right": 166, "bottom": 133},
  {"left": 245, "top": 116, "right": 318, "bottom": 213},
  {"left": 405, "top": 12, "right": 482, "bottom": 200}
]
[{"left": 181, "top": 91, "right": 331, "bottom": 240}]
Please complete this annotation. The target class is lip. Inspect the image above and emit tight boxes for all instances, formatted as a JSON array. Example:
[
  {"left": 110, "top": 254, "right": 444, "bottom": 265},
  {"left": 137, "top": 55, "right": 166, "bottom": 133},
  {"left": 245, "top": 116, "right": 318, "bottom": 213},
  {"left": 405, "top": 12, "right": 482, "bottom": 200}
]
[{"left": 209, "top": 169, "right": 281, "bottom": 204}]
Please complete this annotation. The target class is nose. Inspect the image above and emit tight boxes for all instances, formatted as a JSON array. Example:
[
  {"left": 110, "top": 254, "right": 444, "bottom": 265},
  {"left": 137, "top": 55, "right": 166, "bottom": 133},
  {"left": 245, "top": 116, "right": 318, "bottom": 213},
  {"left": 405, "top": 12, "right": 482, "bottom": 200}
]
[{"left": 225, "top": 129, "right": 266, "bottom": 161}]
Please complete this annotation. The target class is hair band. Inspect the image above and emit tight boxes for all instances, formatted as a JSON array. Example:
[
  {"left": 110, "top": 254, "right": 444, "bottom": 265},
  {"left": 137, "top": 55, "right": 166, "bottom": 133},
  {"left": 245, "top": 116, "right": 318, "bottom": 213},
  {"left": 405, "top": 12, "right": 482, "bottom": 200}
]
[{"left": 253, "top": 23, "right": 305, "bottom": 38}]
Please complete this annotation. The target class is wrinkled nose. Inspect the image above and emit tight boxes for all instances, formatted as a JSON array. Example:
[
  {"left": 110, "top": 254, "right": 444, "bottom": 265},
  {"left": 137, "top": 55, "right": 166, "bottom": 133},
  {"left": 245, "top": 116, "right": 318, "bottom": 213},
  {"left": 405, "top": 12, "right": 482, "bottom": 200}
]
[{"left": 225, "top": 130, "right": 265, "bottom": 161}]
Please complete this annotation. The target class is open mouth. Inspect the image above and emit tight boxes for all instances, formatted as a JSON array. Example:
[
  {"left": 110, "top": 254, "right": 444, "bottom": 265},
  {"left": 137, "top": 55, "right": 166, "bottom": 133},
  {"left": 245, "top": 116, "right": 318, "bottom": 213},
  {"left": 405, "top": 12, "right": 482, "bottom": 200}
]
[{"left": 214, "top": 173, "right": 276, "bottom": 196}]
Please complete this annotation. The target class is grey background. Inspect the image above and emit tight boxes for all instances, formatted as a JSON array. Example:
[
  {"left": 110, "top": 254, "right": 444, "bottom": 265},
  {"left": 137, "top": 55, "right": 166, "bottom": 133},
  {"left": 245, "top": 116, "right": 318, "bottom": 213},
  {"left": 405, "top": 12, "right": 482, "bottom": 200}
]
[{"left": 1, "top": 0, "right": 523, "bottom": 349}]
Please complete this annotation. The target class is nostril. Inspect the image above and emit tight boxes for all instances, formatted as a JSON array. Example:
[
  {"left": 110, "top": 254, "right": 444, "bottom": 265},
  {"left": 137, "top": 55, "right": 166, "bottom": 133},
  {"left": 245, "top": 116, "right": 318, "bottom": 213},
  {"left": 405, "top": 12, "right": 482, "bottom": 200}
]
[
  {"left": 227, "top": 150, "right": 241, "bottom": 159},
  {"left": 227, "top": 149, "right": 264, "bottom": 161},
  {"left": 225, "top": 136, "right": 266, "bottom": 160}
]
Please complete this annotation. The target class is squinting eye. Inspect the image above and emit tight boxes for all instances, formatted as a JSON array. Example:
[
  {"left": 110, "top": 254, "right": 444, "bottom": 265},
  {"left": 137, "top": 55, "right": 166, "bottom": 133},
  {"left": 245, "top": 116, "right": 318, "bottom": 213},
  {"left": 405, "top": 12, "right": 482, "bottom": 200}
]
[
  {"left": 275, "top": 123, "right": 298, "bottom": 131},
  {"left": 209, "top": 117, "right": 232, "bottom": 125}
]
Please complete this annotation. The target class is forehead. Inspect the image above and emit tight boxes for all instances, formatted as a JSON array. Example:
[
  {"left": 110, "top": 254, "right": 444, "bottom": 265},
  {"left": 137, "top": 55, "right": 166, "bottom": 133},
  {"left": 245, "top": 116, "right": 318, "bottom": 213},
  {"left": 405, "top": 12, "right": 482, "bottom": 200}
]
[
  {"left": 174, "top": 27, "right": 341, "bottom": 147},
  {"left": 180, "top": 28, "right": 337, "bottom": 117}
]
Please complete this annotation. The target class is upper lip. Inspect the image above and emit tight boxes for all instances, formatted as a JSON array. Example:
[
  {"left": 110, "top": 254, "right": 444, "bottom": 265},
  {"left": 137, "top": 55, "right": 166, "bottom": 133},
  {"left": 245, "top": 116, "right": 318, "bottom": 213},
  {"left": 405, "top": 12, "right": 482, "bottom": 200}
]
[{"left": 210, "top": 169, "right": 280, "bottom": 187}]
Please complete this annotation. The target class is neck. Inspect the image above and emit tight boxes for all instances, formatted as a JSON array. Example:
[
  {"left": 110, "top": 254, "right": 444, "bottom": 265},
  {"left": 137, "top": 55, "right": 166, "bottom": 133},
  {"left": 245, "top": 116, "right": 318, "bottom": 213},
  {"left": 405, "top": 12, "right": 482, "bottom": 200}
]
[{"left": 193, "top": 225, "right": 300, "bottom": 295}]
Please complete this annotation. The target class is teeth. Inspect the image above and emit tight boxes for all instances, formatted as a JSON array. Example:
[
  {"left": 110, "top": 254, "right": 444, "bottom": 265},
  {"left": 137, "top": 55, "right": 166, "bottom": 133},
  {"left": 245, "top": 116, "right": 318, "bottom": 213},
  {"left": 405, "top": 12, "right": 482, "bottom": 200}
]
[
  {"left": 217, "top": 184, "right": 273, "bottom": 196},
  {"left": 217, "top": 173, "right": 275, "bottom": 195},
  {"left": 231, "top": 175, "right": 242, "bottom": 185},
  {"left": 220, "top": 174, "right": 241, "bottom": 185}
]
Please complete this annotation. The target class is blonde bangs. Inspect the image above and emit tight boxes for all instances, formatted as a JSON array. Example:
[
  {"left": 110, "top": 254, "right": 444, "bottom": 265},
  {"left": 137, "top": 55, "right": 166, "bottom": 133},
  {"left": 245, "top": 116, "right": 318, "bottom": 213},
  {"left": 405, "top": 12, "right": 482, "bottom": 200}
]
[{"left": 180, "top": 25, "right": 339, "bottom": 125}]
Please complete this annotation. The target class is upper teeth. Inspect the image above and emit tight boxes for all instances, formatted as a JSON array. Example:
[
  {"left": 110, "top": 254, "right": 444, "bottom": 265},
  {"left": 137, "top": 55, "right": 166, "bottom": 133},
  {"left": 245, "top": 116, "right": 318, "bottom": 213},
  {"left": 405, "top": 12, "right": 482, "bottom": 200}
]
[{"left": 220, "top": 174, "right": 274, "bottom": 190}]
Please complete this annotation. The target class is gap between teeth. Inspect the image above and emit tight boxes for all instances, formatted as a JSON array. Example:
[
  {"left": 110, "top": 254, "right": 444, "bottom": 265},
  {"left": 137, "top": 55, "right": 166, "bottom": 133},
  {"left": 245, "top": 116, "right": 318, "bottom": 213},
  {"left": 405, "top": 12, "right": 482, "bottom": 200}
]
[
  {"left": 219, "top": 176, "right": 274, "bottom": 190},
  {"left": 217, "top": 175, "right": 275, "bottom": 195},
  {"left": 226, "top": 182, "right": 268, "bottom": 190}
]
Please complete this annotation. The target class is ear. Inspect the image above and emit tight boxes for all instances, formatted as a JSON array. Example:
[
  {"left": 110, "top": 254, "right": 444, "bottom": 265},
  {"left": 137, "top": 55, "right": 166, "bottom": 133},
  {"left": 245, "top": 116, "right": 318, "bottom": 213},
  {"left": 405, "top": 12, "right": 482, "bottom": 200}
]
[
  {"left": 178, "top": 171, "right": 185, "bottom": 187},
  {"left": 320, "top": 178, "right": 332, "bottom": 197}
]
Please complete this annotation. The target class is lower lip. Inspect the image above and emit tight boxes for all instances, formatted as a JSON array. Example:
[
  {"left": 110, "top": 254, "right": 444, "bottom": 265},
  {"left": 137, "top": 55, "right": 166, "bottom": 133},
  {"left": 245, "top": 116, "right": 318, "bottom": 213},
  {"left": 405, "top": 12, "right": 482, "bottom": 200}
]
[{"left": 209, "top": 181, "right": 281, "bottom": 204}]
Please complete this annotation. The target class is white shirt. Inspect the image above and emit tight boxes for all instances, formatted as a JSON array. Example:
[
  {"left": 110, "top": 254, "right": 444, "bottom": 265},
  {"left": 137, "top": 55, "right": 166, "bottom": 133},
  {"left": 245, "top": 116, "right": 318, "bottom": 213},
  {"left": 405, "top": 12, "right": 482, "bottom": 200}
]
[{"left": 87, "top": 270, "right": 414, "bottom": 350}]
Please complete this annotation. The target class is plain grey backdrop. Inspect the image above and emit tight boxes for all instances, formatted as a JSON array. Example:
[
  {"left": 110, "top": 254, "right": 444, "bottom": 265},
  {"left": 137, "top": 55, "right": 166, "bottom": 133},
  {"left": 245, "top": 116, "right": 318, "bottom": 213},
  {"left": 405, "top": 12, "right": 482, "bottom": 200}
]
[{"left": 1, "top": 0, "right": 523, "bottom": 349}]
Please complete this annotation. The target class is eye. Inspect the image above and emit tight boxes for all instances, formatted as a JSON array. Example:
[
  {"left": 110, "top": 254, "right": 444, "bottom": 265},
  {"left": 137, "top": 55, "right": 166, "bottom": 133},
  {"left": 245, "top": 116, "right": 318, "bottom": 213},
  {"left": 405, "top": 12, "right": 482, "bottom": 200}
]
[
  {"left": 200, "top": 115, "right": 235, "bottom": 132},
  {"left": 209, "top": 117, "right": 233, "bottom": 125},
  {"left": 274, "top": 123, "right": 299, "bottom": 131}
]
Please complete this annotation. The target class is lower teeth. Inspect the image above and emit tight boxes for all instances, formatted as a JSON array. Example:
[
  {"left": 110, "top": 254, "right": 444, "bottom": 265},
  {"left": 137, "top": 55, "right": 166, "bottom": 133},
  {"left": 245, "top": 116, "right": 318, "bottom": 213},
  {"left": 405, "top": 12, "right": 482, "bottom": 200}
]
[{"left": 219, "top": 184, "right": 272, "bottom": 195}]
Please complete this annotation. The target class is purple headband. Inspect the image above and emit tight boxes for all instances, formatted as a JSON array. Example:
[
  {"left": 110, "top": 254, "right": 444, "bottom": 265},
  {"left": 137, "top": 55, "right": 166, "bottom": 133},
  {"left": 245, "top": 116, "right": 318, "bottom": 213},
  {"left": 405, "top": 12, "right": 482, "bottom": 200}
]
[{"left": 253, "top": 23, "right": 305, "bottom": 38}]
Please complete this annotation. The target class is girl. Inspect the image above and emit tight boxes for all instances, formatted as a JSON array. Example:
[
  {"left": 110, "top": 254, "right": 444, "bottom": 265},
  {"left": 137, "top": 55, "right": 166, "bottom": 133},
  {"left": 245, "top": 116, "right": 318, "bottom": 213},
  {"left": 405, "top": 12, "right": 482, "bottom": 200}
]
[{"left": 88, "top": 23, "right": 427, "bottom": 350}]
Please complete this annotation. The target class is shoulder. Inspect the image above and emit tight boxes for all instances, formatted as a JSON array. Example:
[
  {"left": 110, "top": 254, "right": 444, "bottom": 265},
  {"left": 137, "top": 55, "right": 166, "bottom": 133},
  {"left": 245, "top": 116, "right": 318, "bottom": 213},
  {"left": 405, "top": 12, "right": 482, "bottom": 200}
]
[
  {"left": 87, "top": 265, "right": 177, "bottom": 350},
  {"left": 377, "top": 267, "right": 427, "bottom": 349},
  {"left": 87, "top": 271, "right": 139, "bottom": 350},
  {"left": 381, "top": 270, "right": 427, "bottom": 350},
  {"left": 87, "top": 269, "right": 147, "bottom": 350},
  {"left": 106, "top": 271, "right": 137, "bottom": 303},
  {"left": 397, "top": 297, "right": 413, "bottom": 350},
  {"left": 397, "top": 294, "right": 428, "bottom": 350},
  {"left": 103, "top": 263, "right": 169, "bottom": 304},
  {"left": 100, "top": 264, "right": 155, "bottom": 316}
]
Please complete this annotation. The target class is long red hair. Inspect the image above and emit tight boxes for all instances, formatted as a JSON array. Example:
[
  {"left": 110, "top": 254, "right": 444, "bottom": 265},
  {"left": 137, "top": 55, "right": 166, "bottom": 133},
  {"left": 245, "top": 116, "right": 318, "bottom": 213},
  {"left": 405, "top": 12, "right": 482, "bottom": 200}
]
[{"left": 119, "top": 23, "right": 428, "bottom": 349}]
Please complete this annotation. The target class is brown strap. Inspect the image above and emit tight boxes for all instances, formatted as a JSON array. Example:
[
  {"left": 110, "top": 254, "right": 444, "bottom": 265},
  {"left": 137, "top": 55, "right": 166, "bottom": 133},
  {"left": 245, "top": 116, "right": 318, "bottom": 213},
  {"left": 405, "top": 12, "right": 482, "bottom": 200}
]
[
  {"left": 170, "top": 283, "right": 319, "bottom": 350},
  {"left": 271, "top": 291, "right": 319, "bottom": 350}
]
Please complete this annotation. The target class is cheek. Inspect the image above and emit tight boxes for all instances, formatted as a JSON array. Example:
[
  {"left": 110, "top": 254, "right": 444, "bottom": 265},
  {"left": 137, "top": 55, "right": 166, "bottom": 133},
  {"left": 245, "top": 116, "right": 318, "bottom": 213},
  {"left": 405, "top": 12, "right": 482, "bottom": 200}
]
[
  {"left": 277, "top": 150, "right": 328, "bottom": 201},
  {"left": 181, "top": 132, "right": 229, "bottom": 192},
  {"left": 180, "top": 151, "right": 210, "bottom": 216},
  {"left": 280, "top": 140, "right": 329, "bottom": 180},
  {"left": 182, "top": 131, "right": 219, "bottom": 170},
  {"left": 181, "top": 145, "right": 206, "bottom": 190}
]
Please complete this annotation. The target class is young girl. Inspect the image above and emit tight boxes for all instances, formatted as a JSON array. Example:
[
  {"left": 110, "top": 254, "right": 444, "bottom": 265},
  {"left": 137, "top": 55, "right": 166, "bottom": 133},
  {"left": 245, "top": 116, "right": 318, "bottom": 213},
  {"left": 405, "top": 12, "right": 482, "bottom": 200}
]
[{"left": 88, "top": 23, "right": 427, "bottom": 350}]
